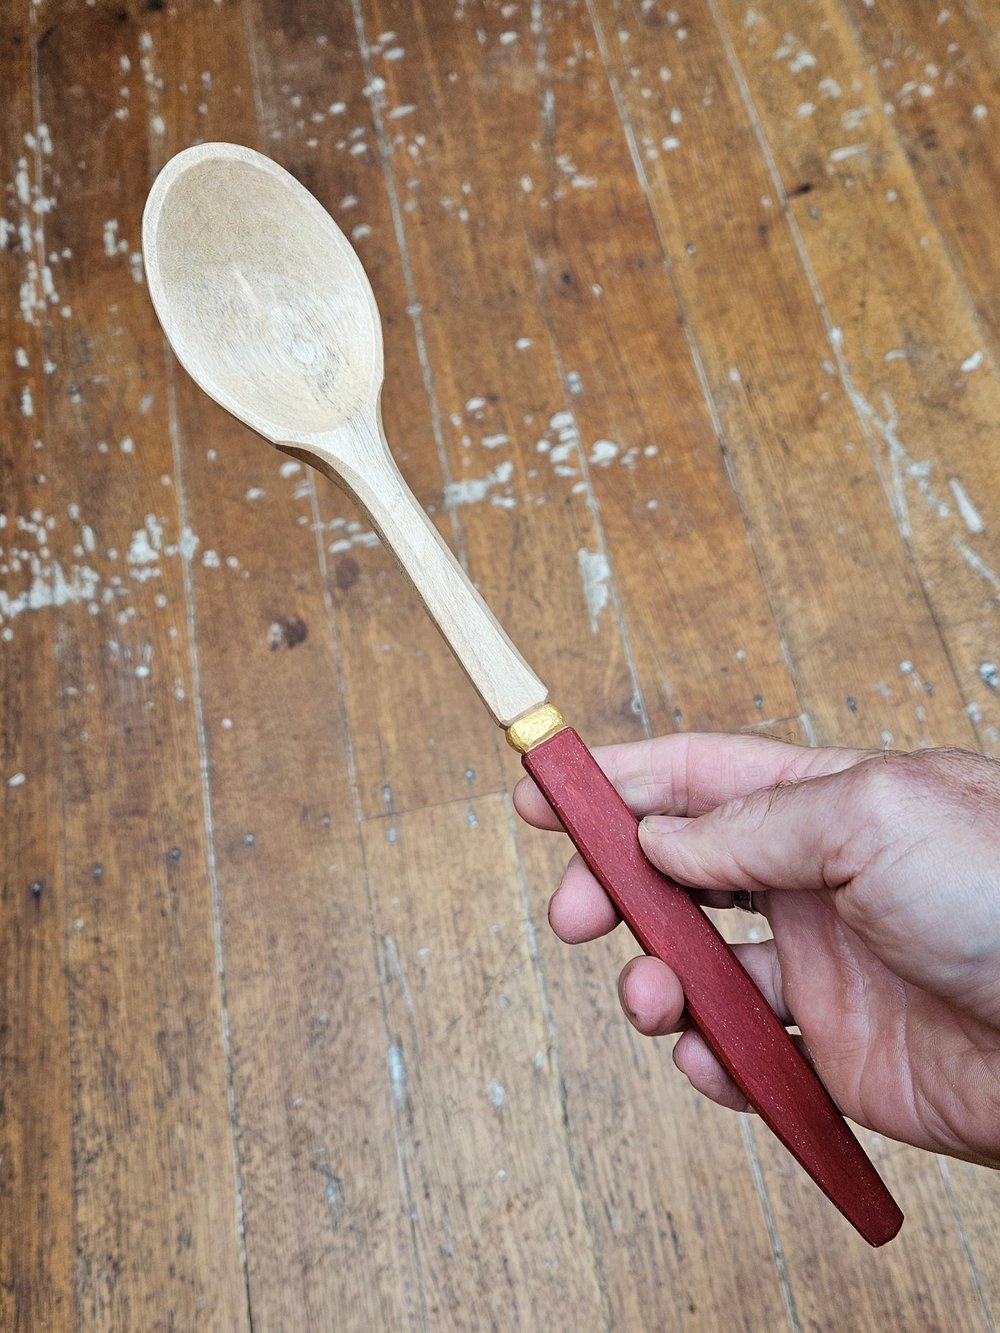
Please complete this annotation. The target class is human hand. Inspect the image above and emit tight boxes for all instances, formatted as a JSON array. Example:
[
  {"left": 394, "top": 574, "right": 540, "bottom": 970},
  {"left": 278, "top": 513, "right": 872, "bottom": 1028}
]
[{"left": 514, "top": 733, "right": 1000, "bottom": 1167}]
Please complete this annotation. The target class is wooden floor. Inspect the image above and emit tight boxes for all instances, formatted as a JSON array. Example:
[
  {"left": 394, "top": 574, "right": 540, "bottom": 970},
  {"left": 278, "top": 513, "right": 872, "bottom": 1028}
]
[{"left": 3, "top": 0, "right": 999, "bottom": 1328}]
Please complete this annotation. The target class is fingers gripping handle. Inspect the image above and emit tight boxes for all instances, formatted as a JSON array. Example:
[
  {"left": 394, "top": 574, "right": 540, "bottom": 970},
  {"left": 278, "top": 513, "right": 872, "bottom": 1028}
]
[{"left": 522, "top": 727, "right": 903, "bottom": 1247}]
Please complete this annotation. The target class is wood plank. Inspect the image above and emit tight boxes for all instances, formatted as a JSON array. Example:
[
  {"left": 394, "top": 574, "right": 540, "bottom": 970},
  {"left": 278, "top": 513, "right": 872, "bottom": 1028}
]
[
  {"left": 589, "top": 0, "right": 992, "bottom": 1321},
  {"left": 249, "top": 0, "right": 510, "bottom": 818},
  {"left": 145, "top": 4, "right": 418, "bottom": 1325},
  {"left": 341, "top": 3, "right": 804, "bottom": 1315},
  {"left": 721, "top": 0, "right": 1000, "bottom": 753},
  {"left": 840, "top": 2, "right": 1000, "bottom": 358},
  {"left": 939, "top": 1157, "right": 1000, "bottom": 1324},
  {"left": 592, "top": 0, "right": 978, "bottom": 756},
  {"left": 519, "top": 2, "right": 802, "bottom": 736},
  {"left": 4, "top": 0, "right": 998, "bottom": 1326},
  {"left": 511, "top": 821, "right": 792, "bottom": 1329},
  {"left": 361, "top": 794, "right": 608, "bottom": 1328},
  {"left": 24, "top": 2, "right": 249, "bottom": 1326},
  {"left": 744, "top": 1125, "right": 993, "bottom": 1332},
  {"left": 339, "top": 0, "right": 645, "bottom": 752},
  {"left": 0, "top": 11, "right": 74, "bottom": 1326},
  {"left": 710, "top": 4, "right": 1000, "bottom": 1320}
]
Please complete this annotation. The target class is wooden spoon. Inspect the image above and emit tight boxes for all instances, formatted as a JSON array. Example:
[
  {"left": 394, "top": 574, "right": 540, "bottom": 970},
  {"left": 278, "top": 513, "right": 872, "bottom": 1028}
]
[{"left": 143, "top": 142, "right": 902, "bottom": 1246}]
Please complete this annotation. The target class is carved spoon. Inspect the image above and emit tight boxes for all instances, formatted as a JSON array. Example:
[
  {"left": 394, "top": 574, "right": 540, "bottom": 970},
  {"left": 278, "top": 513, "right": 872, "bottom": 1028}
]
[{"left": 143, "top": 143, "right": 902, "bottom": 1246}]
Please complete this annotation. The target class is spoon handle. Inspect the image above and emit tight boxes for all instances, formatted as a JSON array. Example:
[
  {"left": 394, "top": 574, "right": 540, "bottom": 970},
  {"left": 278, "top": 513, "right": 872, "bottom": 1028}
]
[
  {"left": 292, "top": 413, "right": 904, "bottom": 1246},
  {"left": 287, "top": 409, "right": 548, "bottom": 728},
  {"left": 516, "top": 721, "right": 903, "bottom": 1247}
]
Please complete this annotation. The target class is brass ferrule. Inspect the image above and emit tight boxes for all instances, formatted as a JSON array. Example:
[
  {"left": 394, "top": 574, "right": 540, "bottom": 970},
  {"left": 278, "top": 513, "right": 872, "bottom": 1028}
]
[{"left": 504, "top": 703, "right": 566, "bottom": 754}]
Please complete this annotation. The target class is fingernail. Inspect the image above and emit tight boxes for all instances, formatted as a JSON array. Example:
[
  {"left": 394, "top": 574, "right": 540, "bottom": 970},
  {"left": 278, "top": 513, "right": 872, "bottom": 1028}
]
[
  {"left": 618, "top": 961, "right": 638, "bottom": 1022},
  {"left": 640, "top": 815, "right": 673, "bottom": 836}
]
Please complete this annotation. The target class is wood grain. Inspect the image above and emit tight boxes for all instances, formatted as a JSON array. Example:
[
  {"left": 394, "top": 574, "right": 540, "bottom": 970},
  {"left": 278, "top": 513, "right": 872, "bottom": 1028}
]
[
  {"left": 361, "top": 795, "right": 606, "bottom": 1328},
  {"left": 9, "top": 2, "right": 249, "bottom": 1326},
  {"left": 144, "top": 8, "right": 417, "bottom": 1325},
  {"left": 0, "top": 10, "right": 75, "bottom": 1328},
  {"left": 2, "top": 0, "right": 997, "bottom": 1329},
  {"left": 721, "top": 0, "right": 1000, "bottom": 750},
  {"left": 591, "top": 0, "right": 979, "bottom": 756}
]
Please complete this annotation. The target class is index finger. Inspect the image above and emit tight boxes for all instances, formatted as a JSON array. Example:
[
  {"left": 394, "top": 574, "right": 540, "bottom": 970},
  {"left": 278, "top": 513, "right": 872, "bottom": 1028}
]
[{"left": 512, "top": 730, "right": 868, "bottom": 831}]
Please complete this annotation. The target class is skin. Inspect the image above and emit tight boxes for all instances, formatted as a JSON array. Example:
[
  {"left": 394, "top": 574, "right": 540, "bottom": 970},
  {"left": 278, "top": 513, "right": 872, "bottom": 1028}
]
[{"left": 513, "top": 733, "right": 1000, "bottom": 1168}]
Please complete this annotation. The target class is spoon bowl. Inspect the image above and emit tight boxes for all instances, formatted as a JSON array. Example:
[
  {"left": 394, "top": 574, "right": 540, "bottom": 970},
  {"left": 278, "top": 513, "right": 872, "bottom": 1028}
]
[{"left": 143, "top": 143, "right": 382, "bottom": 443}]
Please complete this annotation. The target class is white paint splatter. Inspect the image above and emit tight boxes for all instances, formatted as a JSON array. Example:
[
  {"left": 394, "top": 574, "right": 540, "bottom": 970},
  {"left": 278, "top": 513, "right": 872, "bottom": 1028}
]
[
  {"left": 955, "top": 539, "right": 1000, "bottom": 594},
  {"left": 388, "top": 1041, "right": 407, "bottom": 1107},
  {"left": 7, "top": 772, "right": 26, "bottom": 788},
  {"left": 948, "top": 479, "right": 984, "bottom": 533},
  {"left": 589, "top": 440, "right": 619, "bottom": 466},
  {"left": 774, "top": 35, "right": 817, "bottom": 72},
  {"left": 444, "top": 461, "right": 514, "bottom": 508},
  {"left": 829, "top": 144, "right": 868, "bottom": 162},
  {"left": 15, "top": 159, "right": 30, "bottom": 206},
  {"left": 245, "top": 487, "right": 266, "bottom": 501},
  {"left": 328, "top": 531, "right": 378, "bottom": 554},
  {"left": 841, "top": 387, "right": 945, "bottom": 539},
  {"left": 841, "top": 106, "right": 870, "bottom": 131},
  {"left": 126, "top": 516, "right": 163, "bottom": 573},
  {"left": 960, "top": 350, "right": 983, "bottom": 372},
  {"left": 103, "top": 219, "right": 126, "bottom": 257},
  {"left": 487, "top": 1079, "right": 508, "bottom": 1109},
  {"left": 178, "top": 527, "right": 199, "bottom": 561},
  {"left": 578, "top": 549, "right": 611, "bottom": 632},
  {"left": 0, "top": 559, "right": 101, "bottom": 623}
]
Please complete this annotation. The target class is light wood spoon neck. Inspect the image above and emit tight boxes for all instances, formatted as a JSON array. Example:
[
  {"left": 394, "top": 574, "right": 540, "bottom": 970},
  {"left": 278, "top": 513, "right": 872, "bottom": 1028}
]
[{"left": 285, "top": 407, "right": 547, "bottom": 727}]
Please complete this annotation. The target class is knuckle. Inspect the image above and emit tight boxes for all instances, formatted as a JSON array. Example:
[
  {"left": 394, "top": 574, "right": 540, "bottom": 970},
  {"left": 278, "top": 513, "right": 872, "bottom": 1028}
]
[
  {"left": 827, "top": 747, "right": 999, "bottom": 882},
  {"left": 853, "top": 746, "right": 998, "bottom": 812}
]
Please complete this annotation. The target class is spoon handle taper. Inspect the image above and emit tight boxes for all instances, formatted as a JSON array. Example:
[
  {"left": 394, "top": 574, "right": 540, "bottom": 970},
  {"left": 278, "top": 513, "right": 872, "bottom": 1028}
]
[
  {"left": 519, "top": 723, "right": 904, "bottom": 1247},
  {"left": 286, "top": 408, "right": 548, "bottom": 728}
]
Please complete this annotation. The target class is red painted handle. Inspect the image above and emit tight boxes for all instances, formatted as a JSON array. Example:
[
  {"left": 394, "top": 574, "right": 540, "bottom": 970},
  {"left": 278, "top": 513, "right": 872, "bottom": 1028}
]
[{"left": 523, "top": 727, "right": 903, "bottom": 1246}]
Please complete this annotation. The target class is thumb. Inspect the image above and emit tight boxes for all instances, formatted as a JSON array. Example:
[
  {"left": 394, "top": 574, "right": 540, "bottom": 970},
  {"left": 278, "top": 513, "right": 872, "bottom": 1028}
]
[{"left": 638, "top": 771, "right": 855, "bottom": 896}]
